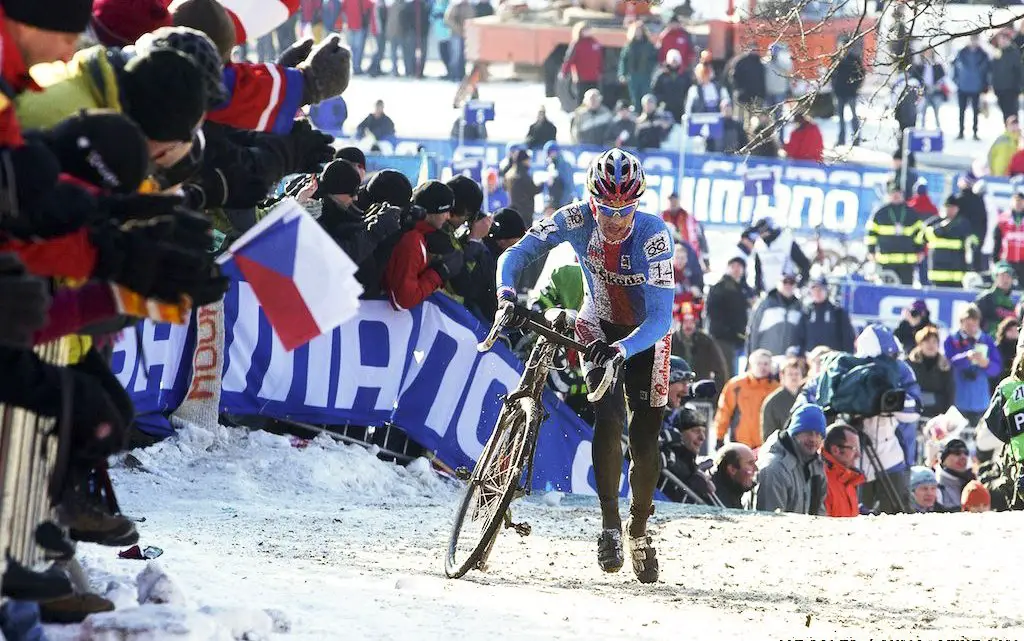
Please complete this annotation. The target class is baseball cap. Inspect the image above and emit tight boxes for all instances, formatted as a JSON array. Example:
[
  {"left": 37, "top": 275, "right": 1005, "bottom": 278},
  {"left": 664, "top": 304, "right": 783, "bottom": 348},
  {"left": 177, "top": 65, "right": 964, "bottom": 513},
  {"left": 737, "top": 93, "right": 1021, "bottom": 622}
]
[
  {"left": 313, "top": 159, "right": 361, "bottom": 198},
  {"left": 412, "top": 180, "right": 455, "bottom": 214},
  {"left": 489, "top": 208, "right": 527, "bottom": 240}
]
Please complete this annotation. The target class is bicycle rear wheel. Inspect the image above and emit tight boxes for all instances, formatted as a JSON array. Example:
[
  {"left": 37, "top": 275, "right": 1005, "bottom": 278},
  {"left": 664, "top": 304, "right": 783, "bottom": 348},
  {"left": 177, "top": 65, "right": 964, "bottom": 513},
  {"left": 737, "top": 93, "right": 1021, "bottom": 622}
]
[{"left": 444, "top": 397, "right": 539, "bottom": 579}]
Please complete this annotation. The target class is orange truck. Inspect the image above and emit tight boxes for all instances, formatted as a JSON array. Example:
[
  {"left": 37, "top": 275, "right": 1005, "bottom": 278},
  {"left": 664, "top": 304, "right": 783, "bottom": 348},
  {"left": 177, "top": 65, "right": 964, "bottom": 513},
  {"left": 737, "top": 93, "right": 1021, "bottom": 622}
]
[{"left": 464, "top": 0, "right": 877, "bottom": 100}]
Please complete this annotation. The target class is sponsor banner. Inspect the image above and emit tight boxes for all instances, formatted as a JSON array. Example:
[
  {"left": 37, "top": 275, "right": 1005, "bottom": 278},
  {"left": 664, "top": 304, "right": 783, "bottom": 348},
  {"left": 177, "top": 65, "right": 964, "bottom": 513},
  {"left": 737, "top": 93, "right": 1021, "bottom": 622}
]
[
  {"left": 361, "top": 138, "right": 949, "bottom": 237},
  {"left": 111, "top": 285, "right": 635, "bottom": 496}
]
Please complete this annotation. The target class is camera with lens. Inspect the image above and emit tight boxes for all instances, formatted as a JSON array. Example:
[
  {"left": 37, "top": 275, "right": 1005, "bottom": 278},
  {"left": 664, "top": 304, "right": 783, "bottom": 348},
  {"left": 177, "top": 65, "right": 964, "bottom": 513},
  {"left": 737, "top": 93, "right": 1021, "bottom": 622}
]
[{"left": 878, "top": 389, "right": 906, "bottom": 414}]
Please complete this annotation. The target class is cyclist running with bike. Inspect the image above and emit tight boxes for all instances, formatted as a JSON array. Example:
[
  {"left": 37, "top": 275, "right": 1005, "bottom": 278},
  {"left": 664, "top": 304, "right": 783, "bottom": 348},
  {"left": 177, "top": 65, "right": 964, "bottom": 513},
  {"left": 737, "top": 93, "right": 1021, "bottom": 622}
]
[{"left": 495, "top": 149, "right": 674, "bottom": 583}]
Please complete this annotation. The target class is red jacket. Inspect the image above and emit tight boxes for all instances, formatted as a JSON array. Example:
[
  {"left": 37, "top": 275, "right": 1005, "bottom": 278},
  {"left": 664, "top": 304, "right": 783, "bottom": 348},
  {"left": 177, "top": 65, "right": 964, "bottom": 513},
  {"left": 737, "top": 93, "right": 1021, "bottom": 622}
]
[
  {"left": 1009, "top": 149, "right": 1024, "bottom": 177},
  {"left": 208, "top": 62, "right": 305, "bottom": 134},
  {"left": 0, "top": 10, "right": 37, "bottom": 147},
  {"left": 383, "top": 221, "right": 444, "bottom": 310},
  {"left": 657, "top": 27, "right": 693, "bottom": 66},
  {"left": 996, "top": 209, "right": 1024, "bottom": 264},
  {"left": 784, "top": 121, "right": 824, "bottom": 162},
  {"left": 907, "top": 193, "right": 938, "bottom": 217},
  {"left": 823, "top": 450, "right": 864, "bottom": 518},
  {"left": 1, "top": 229, "right": 98, "bottom": 280},
  {"left": 662, "top": 207, "right": 703, "bottom": 259},
  {"left": 560, "top": 36, "right": 603, "bottom": 83},
  {"left": 343, "top": 0, "right": 377, "bottom": 33}
]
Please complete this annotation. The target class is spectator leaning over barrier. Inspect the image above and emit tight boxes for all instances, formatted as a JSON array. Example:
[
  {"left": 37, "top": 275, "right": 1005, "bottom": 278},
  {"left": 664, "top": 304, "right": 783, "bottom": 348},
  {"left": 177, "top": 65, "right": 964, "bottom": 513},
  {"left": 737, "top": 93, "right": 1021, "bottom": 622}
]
[
  {"left": 525, "top": 105, "right": 557, "bottom": 150},
  {"left": 441, "top": 175, "right": 490, "bottom": 315},
  {"left": 800, "top": 276, "right": 855, "bottom": 354},
  {"left": 712, "top": 443, "right": 757, "bottom": 509},
  {"left": 468, "top": 207, "right": 526, "bottom": 322},
  {"left": 760, "top": 356, "right": 805, "bottom": 441},
  {"left": 935, "top": 438, "right": 975, "bottom": 510},
  {"left": 908, "top": 326, "right": 956, "bottom": 419},
  {"left": 754, "top": 404, "right": 827, "bottom": 515},
  {"left": 660, "top": 406, "right": 713, "bottom": 504},
  {"left": 988, "top": 115, "right": 1021, "bottom": 178},
  {"left": 994, "top": 186, "right": 1024, "bottom": 284},
  {"left": 746, "top": 269, "right": 804, "bottom": 357},
  {"left": 917, "top": 194, "right": 978, "bottom": 288},
  {"left": 782, "top": 109, "right": 824, "bottom": 162},
  {"left": 953, "top": 34, "right": 989, "bottom": 141},
  {"left": 671, "top": 303, "right": 728, "bottom": 396},
  {"left": 570, "top": 88, "right": 613, "bottom": 146},
  {"left": 714, "top": 348, "right": 779, "bottom": 450},
  {"left": 383, "top": 180, "right": 462, "bottom": 310},
  {"left": 976, "top": 261, "right": 1017, "bottom": 335},
  {"left": 355, "top": 99, "right": 397, "bottom": 142},
  {"left": 706, "top": 255, "right": 753, "bottom": 378},
  {"left": 865, "top": 178, "right": 925, "bottom": 286},
  {"left": 651, "top": 48, "right": 691, "bottom": 124},
  {"left": 944, "top": 304, "right": 1002, "bottom": 428},
  {"left": 909, "top": 465, "right": 946, "bottom": 513},
  {"left": 822, "top": 421, "right": 865, "bottom": 517},
  {"left": 990, "top": 30, "right": 1024, "bottom": 125}
]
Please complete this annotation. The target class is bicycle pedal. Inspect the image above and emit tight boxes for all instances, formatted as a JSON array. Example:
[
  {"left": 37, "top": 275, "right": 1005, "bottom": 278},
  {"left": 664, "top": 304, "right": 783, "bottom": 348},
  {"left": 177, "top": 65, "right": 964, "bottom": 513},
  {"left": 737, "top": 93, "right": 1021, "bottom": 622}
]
[
  {"left": 455, "top": 466, "right": 471, "bottom": 480},
  {"left": 510, "top": 521, "right": 532, "bottom": 537}
]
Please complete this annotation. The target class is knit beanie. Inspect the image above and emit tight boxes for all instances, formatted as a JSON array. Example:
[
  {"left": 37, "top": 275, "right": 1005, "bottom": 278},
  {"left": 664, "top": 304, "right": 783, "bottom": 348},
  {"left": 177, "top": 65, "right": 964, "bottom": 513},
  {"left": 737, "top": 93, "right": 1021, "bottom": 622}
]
[
  {"left": 134, "top": 26, "right": 228, "bottom": 108},
  {"left": 961, "top": 480, "right": 991, "bottom": 511},
  {"left": 45, "top": 110, "right": 149, "bottom": 194},
  {"left": 939, "top": 438, "right": 969, "bottom": 464},
  {"left": 91, "top": 0, "right": 172, "bottom": 47},
  {"left": 120, "top": 49, "right": 206, "bottom": 142},
  {"left": 909, "top": 465, "right": 937, "bottom": 492},
  {"left": 788, "top": 404, "right": 827, "bottom": 439},
  {"left": 357, "top": 169, "right": 412, "bottom": 209},
  {"left": 446, "top": 175, "right": 483, "bottom": 218},
  {"left": 169, "top": 0, "right": 236, "bottom": 61},
  {"left": 2, "top": 0, "right": 92, "bottom": 33}
]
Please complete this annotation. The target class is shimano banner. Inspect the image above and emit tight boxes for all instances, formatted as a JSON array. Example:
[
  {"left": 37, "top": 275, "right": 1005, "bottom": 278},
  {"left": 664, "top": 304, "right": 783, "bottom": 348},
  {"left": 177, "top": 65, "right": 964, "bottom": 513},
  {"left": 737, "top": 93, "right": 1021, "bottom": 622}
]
[
  {"left": 111, "top": 287, "right": 626, "bottom": 497},
  {"left": 360, "top": 138, "right": 949, "bottom": 237}
]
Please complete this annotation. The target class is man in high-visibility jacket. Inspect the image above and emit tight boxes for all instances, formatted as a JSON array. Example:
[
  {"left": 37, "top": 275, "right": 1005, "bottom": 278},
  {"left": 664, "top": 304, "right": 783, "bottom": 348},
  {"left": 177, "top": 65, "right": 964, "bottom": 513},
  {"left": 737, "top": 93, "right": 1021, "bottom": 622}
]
[
  {"left": 916, "top": 194, "right": 979, "bottom": 288},
  {"left": 865, "top": 179, "right": 925, "bottom": 285},
  {"left": 993, "top": 183, "right": 1024, "bottom": 284}
]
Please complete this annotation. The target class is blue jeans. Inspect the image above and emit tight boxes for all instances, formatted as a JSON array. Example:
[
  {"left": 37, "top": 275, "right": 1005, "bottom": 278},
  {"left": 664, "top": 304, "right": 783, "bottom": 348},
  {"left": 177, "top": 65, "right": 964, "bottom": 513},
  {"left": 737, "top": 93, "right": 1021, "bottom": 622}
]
[
  {"left": 348, "top": 28, "right": 368, "bottom": 73},
  {"left": 370, "top": 6, "right": 389, "bottom": 71},
  {"left": 256, "top": 33, "right": 276, "bottom": 62},
  {"left": 321, "top": 0, "right": 341, "bottom": 33},
  {"left": 449, "top": 35, "right": 465, "bottom": 81},
  {"left": 917, "top": 92, "right": 942, "bottom": 129},
  {"left": 275, "top": 13, "right": 298, "bottom": 52},
  {"left": 835, "top": 95, "right": 860, "bottom": 145}
]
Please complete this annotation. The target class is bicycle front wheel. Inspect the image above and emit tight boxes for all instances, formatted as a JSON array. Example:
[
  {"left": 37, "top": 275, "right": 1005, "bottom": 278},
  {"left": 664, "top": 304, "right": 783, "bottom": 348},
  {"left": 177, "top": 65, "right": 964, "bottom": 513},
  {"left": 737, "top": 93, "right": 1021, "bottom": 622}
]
[{"left": 444, "top": 397, "right": 539, "bottom": 579}]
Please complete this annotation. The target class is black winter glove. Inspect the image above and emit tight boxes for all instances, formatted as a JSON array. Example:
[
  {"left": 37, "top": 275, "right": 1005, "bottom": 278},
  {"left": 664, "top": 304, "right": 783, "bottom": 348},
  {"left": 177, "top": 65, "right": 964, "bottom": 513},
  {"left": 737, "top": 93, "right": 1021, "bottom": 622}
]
[
  {"left": 278, "top": 37, "right": 314, "bottom": 68},
  {"left": 584, "top": 340, "right": 621, "bottom": 368},
  {"left": 363, "top": 203, "right": 402, "bottom": 241},
  {"left": 429, "top": 251, "right": 464, "bottom": 281},
  {"left": 0, "top": 253, "right": 51, "bottom": 348},
  {"left": 297, "top": 34, "right": 352, "bottom": 105},
  {"left": 286, "top": 120, "right": 334, "bottom": 173}
]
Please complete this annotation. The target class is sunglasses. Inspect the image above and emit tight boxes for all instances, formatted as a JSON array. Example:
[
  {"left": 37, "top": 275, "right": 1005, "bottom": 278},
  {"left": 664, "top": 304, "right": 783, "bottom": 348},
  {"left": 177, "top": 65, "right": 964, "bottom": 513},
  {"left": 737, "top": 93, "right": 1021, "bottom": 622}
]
[
  {"left": 782, "top": 278, "right": 797, "bottom": 285},
  {"left": 592, "top": 198, "right": 639, "bottom": 218}
]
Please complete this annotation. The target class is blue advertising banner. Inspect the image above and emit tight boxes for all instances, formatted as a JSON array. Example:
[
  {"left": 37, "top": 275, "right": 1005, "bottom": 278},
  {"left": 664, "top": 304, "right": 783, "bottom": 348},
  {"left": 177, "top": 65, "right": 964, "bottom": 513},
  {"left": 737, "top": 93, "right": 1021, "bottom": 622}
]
[
  {"left": 360, "top": 138, "right": 949, "bottom": 238},
  {"left": 111, "top": 287, "right": 633, "bottom": 497}
]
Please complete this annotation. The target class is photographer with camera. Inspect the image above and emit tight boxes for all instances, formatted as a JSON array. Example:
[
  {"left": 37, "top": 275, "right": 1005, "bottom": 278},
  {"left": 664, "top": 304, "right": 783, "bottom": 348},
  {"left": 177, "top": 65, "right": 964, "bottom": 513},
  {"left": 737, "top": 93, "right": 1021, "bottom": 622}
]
[
  {"left": 945, "top": 304, "right": 1002, "bottom": 435},
  {"left": 383, "top": 180, "right": 464, "bottom": 310},
  {"left": 314, "top": 160, "right": 402, "bottom": 298}
]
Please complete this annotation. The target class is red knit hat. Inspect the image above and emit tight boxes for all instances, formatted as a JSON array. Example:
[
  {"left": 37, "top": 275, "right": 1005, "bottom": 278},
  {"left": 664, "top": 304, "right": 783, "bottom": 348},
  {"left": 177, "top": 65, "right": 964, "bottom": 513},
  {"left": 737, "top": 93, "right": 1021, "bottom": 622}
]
[
  {"left": 91, "top": 0, "right": 173, "bottom": 47},
  {"left": 961, "top": 480, "right": 991, "bottom": 513}
]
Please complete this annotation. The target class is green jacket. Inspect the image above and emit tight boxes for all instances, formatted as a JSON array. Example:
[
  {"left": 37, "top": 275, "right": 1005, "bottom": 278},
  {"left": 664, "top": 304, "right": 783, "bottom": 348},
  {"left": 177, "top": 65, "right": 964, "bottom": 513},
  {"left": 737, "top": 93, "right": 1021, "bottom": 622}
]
[
  {"left": 975, "top": 286, "right": 1016, "bottom": 335},
  {"left": 618, "top": 38, "right": 659, "bottom": 83},
  {"left": 16, "top": 46, "right": 123, "bottom": 130},
  {"left": 537, "top": 264, "right": 584, "bottom": 312}
]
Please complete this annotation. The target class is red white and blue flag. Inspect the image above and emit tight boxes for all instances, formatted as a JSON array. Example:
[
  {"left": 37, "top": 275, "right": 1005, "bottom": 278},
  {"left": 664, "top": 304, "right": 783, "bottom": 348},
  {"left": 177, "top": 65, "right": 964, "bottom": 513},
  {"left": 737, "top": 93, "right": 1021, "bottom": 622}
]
[{"left": 217, "top": 198, "right": 362, "bottom": 351}]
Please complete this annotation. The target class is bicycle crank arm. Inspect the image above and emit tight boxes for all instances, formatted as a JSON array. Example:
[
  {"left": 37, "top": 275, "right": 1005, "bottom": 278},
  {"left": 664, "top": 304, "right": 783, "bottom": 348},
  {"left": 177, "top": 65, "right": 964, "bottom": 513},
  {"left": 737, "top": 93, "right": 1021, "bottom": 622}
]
[{"left": 502, "top": 510, "right": 531, "bottom": 537}]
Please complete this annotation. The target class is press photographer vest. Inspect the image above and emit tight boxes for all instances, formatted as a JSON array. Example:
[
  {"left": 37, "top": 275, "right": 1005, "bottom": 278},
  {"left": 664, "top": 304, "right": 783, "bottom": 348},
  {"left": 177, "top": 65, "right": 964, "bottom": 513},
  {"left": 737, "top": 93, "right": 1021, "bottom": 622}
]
[{"left": 999, "top": 377, "right": 1024, "bottom": 462}]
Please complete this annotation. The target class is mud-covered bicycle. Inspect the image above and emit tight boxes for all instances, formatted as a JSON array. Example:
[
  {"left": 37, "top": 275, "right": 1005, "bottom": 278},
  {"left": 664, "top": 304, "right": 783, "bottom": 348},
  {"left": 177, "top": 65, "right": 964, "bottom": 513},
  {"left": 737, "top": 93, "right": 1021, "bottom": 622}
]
[{"left": 444, "top": 303, "right": 621, "bottom": 579}]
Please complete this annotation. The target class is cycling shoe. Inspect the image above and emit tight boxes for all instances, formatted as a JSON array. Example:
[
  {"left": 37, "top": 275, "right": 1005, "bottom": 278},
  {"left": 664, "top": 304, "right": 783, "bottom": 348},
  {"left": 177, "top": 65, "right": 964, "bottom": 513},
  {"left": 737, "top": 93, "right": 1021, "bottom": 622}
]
[
  {"left": 626, "top": 530, "right": 659, "bottom": 584},
  {"left": 597, "top": 528, "right": 623, "bottom": 573}
]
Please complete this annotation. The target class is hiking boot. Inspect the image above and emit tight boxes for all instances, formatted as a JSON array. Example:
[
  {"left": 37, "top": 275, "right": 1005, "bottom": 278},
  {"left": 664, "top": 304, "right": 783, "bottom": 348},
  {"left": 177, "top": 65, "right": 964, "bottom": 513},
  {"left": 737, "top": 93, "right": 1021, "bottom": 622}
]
[
  {"left": 58, "top": 497, "right": 138, "bottom": 547},
  {"left": 597, "top": 528, "right": 623, "bottom": 573},
  {"left": 1, "top": 561, "right": 73, "bottom": 601},
  {"left": 625, "top": 517, "right": 659, "bottom": 584},
  {"left": 39, "top": 592, "right": 115, "bottom": 624}
]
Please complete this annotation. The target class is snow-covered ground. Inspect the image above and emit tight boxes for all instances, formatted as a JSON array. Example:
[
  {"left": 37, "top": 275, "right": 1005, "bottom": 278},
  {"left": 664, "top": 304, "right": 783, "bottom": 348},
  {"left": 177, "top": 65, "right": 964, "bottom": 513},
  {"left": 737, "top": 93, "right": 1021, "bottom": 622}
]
[{"left": 46, "top": 422, "right": 1024, "bottom": 640}]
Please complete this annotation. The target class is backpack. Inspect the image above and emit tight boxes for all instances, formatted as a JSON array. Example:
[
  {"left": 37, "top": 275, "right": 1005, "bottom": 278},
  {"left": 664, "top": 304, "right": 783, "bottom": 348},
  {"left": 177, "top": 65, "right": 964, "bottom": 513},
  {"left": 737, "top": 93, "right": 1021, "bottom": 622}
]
[{"left": 814, "top": 352, "right": 905, "bottom": 417}]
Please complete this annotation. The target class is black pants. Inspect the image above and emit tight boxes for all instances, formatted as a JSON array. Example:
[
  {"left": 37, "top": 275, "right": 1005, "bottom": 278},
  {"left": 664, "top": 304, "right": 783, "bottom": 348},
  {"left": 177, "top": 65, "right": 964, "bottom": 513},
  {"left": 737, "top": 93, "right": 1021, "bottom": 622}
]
[
  {"left": 883, "top": 264, "right": 916, "bottom": 286},
  {"left": 958, "top": 92, "right": 981, "bottom": 136},
  {"left": 587, "top": 321, "right": 668, "bottom": 536},
  {"left": 996, "top": 90, "right": 1020, "bottom": 125}
]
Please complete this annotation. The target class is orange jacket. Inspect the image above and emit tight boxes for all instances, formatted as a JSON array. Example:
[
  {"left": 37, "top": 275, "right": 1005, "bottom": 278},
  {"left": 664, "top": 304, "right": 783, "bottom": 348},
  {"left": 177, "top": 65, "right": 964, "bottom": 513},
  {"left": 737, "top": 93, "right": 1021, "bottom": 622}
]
[
  {"left": 713, "top": 374, "right": 778, "bottom": 448},
  {"left": 823, "top": 450, "right": 865, "bottom": 517}
]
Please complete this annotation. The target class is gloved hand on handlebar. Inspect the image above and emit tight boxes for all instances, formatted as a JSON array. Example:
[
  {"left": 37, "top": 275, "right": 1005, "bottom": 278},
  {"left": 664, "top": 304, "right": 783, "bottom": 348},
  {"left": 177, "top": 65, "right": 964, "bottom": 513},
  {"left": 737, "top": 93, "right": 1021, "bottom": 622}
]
[{"left": 585, "top": 340, "right": 624, "bottom": 368}]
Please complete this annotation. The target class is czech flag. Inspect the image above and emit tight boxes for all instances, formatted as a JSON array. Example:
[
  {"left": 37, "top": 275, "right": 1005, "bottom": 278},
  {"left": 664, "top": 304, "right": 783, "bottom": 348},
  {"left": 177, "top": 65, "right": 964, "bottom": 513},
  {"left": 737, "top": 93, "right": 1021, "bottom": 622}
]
[
  {"left": 217, "top": 0, "right": 300, "bottom": 44},
  {"left": 217, "top": 198, "right": 362, "bottom": 351}
]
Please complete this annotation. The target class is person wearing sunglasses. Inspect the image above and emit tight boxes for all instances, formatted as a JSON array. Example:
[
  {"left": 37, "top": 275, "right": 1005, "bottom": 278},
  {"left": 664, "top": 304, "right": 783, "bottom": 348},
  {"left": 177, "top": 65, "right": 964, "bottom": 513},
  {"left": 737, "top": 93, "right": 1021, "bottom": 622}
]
[{"left": 496, "top": 148, "right": 674, "bottom": 584}]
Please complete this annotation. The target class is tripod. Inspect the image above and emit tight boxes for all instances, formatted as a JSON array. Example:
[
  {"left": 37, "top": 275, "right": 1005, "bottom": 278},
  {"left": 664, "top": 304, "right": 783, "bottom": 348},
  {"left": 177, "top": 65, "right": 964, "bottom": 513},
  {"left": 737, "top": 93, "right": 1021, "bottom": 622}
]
[{"left": 849, "top": 414, "right": 912, "bottom": 514}]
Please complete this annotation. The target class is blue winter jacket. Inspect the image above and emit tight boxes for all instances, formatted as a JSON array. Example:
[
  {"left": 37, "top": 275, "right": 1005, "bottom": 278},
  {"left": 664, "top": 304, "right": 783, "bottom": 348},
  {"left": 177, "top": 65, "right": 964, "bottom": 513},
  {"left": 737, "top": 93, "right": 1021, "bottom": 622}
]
[
  {"left": 943, "top": 330, "right": 1002, "bottom": 414},
  {"left": 953, "top": 46, "right": 991, "bottom": 95},
  {"left": 800, "top": 300, "right": 856, "bottom": 354}
]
